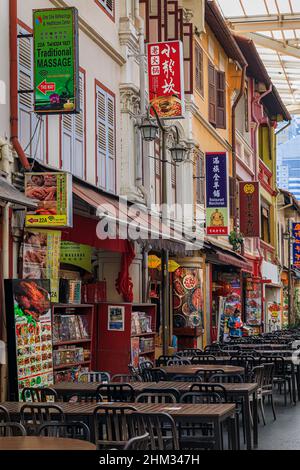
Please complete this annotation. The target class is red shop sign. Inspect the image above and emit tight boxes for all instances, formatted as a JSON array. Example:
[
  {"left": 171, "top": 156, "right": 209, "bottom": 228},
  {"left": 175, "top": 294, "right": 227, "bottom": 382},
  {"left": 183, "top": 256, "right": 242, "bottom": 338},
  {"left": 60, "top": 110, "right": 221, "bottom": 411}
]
[
  {"left": 147, "top": 40, "right": 185, "bottom": 119},
  {"left": 239, "top": 182, "right": 260, "bottom": 238}
]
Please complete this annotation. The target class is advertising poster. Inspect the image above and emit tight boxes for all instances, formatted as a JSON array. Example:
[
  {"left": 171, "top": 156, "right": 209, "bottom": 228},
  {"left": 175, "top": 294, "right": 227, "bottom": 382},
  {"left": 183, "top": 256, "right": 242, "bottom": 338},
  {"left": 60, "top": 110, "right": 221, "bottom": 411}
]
[
  {"left": 173, "top": 267, "right": 203, "bottom": 329},
  {"left": 33, "top": 7, "right": 79, "bottom": 114},
  {"left": 25, "top": 172, "right": 73, "bottom": 228},
  {"left": 22, "top": 229, "right": 61, "bottom": 303},
  {"left": 147, "top": 40, "right": 185, "bottom": 119},
  {"left": 131, "top": 337, "right": 140, "bottom": 369},
  {"left": 245, "top": 279, "right": 262, "bottom": 326},
  {"left": 5, "top": 280, "right": 54, "bottom": 400},
  {"left": 108, "top": 306, "right": 125, "bottom": 331},
  {"left": 239, "top": 182, "right": 260, "bottom": 238},
  {"left": 60, "top": 242, "right": 92, "bottom": 273},
  {"left": 205, "top": 152, "right": 229, "bottom": 236},
  {"left": 267, "top": 301, "right": 282, "bottom": 332}
]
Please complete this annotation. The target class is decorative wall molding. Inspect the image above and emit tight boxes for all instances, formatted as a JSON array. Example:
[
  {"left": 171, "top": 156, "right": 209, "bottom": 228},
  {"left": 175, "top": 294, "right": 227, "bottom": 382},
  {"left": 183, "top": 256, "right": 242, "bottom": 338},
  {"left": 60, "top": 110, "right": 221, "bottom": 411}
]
[{"left": 120, "top": 84, "right": 141, "bottom": 115}]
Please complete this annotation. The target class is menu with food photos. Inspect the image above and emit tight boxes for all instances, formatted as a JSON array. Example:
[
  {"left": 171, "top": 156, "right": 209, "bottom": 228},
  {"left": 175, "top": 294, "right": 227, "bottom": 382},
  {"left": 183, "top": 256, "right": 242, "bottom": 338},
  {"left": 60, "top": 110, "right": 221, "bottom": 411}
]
[{"left": 5, "top": 279, "right": 54, "bottom": 400}]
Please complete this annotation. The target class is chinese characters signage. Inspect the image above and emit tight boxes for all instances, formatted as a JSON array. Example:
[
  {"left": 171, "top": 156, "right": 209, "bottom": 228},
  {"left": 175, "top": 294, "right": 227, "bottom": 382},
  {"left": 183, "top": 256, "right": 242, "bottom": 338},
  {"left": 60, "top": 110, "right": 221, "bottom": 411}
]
[
  {"left": 25, "top": 172, "right": 73, "bottom": 228},
  {"left": 147, "top": 40, "right": 185, "bottom": 119},
  {"left": 33, "top": 8, "right": 79, "bottom": 114},
  {"left": 205, "top": 152, "right": 229, "bottom": 236},
  {"left": 292, "top": 223, "right": 300, "bottom": 268},
  {"left": 239, "top": 182, "right": 260, "bottom": 238}
]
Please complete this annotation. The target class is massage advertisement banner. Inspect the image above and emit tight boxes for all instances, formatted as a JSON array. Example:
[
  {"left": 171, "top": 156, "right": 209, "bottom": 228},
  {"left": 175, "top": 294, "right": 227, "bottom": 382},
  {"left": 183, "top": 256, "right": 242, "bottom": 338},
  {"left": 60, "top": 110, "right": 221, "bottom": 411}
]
[
  {"left": 25, "top": 172, "right": 73, "bottom": 228},
  {"left": 60, "top": 242, "right": 92, "bottom": 273},
  {"left": 33, "top": 7, "right": 79, "bottom": 114},
  {"left": 205, "top": 152, "right": 229, "bottom": 236},
  {"left": 147, "top": 40, "right": 185, "bottom": 119}
]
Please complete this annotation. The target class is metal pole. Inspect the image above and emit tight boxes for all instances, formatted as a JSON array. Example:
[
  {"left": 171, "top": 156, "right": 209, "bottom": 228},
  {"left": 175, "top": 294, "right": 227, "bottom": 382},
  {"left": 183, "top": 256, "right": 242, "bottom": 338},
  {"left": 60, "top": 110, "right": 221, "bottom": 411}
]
[{"left": 161, "top": 127, "right": 170, "bottom": 356}]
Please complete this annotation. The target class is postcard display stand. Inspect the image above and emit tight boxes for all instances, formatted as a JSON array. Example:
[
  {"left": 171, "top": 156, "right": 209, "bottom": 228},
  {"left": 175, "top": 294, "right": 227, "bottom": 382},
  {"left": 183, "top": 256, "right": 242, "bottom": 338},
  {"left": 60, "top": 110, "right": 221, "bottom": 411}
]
[
  {"left": 93, "top": 303, "right": 157, "bottom": 376},
  {"left": 52, "top": 304, "right": 94, "bottom": 383}
]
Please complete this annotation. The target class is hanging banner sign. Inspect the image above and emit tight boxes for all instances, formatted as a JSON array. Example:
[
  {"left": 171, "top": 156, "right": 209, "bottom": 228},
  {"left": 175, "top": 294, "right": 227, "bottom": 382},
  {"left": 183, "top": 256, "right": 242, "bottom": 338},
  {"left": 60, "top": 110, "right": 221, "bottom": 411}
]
[
  {"left": 205, "top": 152, "right": 229, "bottom": 236},
  {"left": 60, "top": 242, "right": 92, "bottom": 273},
  {"left": 292, "top": 222, "right": 300, "bottom": 242},
  {"left": 22, "top": 229, "right": 61, "bottom": 303},
  {"left": 239, "top": 182, "right": 260, "bottom": 238},
  {"left": 25, "top": 172, "right": 73, "bottom": 228},
  {"left": 33, "top": 7, "right": 79, "bottom": 114},
  {"left": 293, "top": 243, "right": 300, "bottom": 268},
  {"left": 147, "top": 40, "right": 185, "bottom": 119}
]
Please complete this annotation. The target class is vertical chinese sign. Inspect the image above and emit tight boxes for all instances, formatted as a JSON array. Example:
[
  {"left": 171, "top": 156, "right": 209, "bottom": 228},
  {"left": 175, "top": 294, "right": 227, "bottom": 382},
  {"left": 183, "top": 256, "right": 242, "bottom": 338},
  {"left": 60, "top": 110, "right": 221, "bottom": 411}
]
[
  {"left": 205, "top": 152, "right": 229, "bottom": 236},
  {"left": 33, "top": 7, "right": 79, "bottom": 114},
  {"left": 239, "top": 182, "right": 260, "bottom": 237},
  {"left": 147, "top": 40, "right": 185, "bottom": 119},
  {"left": 293, "top": 222, "right": 300, "bottom": 268}
]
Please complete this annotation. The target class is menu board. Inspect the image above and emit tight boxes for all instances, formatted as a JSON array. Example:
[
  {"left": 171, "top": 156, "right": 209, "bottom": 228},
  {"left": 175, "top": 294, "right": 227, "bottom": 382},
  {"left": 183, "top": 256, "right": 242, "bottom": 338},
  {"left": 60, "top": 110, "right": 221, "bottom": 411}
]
[
  {"left": 5, "top": 280, "right": 54, "bottom": 400},
  {"left": 22, "top": 229, "right": 61, "bottom": 303},
  {"left": 245, "top": 279, "right": 262, "bottom": 326},
  {"left": 173, "top": 267, "right": 203, "bottom": 329}
]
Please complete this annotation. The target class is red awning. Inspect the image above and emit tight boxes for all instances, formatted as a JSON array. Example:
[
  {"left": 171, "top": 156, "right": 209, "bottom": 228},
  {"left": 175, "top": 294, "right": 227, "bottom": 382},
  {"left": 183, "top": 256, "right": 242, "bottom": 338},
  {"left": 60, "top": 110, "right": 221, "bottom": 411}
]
[{"left": 217, "top": 252, "right": 253, "bottom": 272}]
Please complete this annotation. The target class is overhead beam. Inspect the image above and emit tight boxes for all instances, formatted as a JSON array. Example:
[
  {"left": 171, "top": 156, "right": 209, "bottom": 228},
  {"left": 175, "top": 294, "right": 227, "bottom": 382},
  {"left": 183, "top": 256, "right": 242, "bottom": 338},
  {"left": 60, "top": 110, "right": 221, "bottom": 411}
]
[
  {"left": 287, "top": 104, "right": 300, "bottom": 113},
  {"left": 242, "top": 32, "right": 300, "bottom": 59},
  {"left": 227, "top": 13, "right": 300, "bottom": 32}
]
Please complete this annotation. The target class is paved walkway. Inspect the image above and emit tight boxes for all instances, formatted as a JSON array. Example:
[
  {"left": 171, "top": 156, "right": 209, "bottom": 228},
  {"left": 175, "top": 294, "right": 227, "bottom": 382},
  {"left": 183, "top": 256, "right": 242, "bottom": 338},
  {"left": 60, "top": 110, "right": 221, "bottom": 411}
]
[{"left": 257, "top": 398, "right": 300, "bottom": 450}]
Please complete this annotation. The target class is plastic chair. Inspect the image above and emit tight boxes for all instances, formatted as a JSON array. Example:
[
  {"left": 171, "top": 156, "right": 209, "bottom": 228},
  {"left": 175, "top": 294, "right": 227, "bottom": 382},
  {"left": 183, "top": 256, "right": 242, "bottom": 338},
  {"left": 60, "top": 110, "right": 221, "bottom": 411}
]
[
  {"left": 191, "top": 355, "right": 216, "bottom": 364},
  {"left": 167, "top": 358, "right": 191, "bottom": 366},
  {"left": 156, "top": 355, "right": 180, "bottom": 367},
  {"left": 111, "top": 374, "right": 142, "bottom": 383}
]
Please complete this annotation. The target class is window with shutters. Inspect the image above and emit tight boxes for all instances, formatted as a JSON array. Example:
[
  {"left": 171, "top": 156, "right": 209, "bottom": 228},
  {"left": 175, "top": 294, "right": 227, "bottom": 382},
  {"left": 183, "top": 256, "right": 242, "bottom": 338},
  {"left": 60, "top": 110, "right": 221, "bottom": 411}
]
[
  {"left": 216, "top": 71, "right": 226, "bottom": 129},
  {"left": 96, "top": 83, "right": 116, "bottom": 193},
  {"left": 95, "top": 0, "right": 115, "bottom": 20},
  {"left": 261, "top": 202, "right": 271, "bottom": 244},
  {"left": 61, "top": 70, "right": 85, "bottom": 178},
  {"left": 195, "top": 44, "right": 204, "bottom": 97},
  {"left": 18, "top": 26, "right": 46, "bottom": 162},
  {"left": 195, "top": 152, "right": 205, "bottom": 205},
  {"left": 208, "top": 61, "right": 216, "bottom": 126}
]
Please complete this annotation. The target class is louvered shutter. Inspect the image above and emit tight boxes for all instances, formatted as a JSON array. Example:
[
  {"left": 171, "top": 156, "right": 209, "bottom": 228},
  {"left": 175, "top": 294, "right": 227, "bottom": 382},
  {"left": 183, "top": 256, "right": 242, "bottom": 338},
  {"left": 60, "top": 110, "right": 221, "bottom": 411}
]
[
  {"left": 99, "top": 0, "right": 114, "bottom": 15},
  {"left": 61, "top": 71, "right": 85, "bottom": 177},
  {"left": 96, "top": 87, "right": 108, "bottom": 189},
  {"left": 229, "top": 176, "right": 237, "bottom": 218},
  {"left": 18, "top": 27, "right": 46, "bottom": 161},
  {"left": 195, "top": 45, "right": 203, "bottom": 96},
  {"left": 171, "top": 162, "right": 176, "bottom": 205},
  {"left": 208, "top": 61, "right": 216, "bottom": 125},
  {"left": 216, "top": 71, "right": 226, "bottom": 129},
  {"left": 196, "top": 154, "right": 205, "bottom": 205},
  {"left": 107, "top": 94, "right": 115, "bottom": 193},
  {"left": 74, "top": 73, "right": 85, "bottom": 178}
]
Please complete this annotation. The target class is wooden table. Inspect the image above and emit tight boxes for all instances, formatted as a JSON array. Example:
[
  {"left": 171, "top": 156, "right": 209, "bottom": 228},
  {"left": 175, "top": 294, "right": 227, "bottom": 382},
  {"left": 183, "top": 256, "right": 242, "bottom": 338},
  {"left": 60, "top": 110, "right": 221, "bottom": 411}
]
[
  {"left": 0, "top": 436, "right": 96, "bottom": 450},
  {"left": 160, "top": 364, "right": 245, "bottom": 379},
  {"left": 1, "top": 401, "right": 237, "bottom": 450},
  {"left": 51, "top": 380, "right": 257, "bottom": 450}
]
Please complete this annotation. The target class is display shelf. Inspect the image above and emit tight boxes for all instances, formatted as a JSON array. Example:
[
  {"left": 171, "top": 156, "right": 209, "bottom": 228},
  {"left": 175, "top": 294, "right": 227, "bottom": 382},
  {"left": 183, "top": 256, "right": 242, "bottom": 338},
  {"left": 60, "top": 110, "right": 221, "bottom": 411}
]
[
  {"left": 54, "top": 360, "right": 91, "bottom": 371},
  {"left": 131, "top": 332, "right": 156, "bottom": 338},
  {"left": 52, "top": 304, "right": 94, "bottom": 382},
  {"left": 53, "top": 338, "right": 92, "bottom": 347},
  {"left": 139, "top": 350, "right": 155, "bottom": 356}
]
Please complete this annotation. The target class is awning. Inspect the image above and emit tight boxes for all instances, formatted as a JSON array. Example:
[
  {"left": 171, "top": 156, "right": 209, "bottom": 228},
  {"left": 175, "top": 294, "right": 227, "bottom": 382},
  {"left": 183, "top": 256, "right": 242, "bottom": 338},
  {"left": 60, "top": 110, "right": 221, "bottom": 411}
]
[
  {"left": 205, "top": 241, "right": 253, "bottom": 272},
  {"left": 0, "top": 177, "right": 37, "bottom": 209},
  {"left": 73, "top": 181, "right": 203, "bottom": 254}
]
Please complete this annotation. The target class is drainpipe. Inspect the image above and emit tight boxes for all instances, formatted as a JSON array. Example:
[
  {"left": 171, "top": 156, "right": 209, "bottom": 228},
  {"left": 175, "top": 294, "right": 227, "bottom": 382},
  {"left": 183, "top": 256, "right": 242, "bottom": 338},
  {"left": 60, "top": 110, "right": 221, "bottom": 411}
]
[
  {"left": 232, "top": 64, "right": 246, "bottom": 230},
  {"left": 9, "top": 0, "right": 31, "bottom": 170}
]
